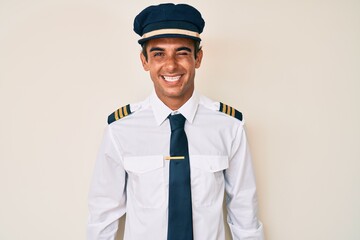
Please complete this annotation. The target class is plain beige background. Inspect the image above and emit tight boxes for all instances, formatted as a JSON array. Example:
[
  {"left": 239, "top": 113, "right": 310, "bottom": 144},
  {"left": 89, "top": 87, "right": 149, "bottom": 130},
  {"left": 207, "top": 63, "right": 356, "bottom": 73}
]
[{"left": 1, "top": 0, "right": 359, "bottom": 239}]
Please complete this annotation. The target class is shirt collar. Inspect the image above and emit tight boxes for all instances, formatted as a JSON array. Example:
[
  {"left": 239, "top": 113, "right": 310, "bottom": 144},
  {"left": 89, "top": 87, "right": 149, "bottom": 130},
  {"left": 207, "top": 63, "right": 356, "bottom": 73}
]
[{"left": 150, "top": 91, "right": 200, "bottom": 126}]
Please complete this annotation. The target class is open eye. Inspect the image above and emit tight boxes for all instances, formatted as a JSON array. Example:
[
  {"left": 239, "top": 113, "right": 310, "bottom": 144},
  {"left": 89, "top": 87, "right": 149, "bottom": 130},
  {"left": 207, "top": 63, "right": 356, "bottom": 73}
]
[{"left": 154, "top": 52, "right": 164, "bottom": 57}]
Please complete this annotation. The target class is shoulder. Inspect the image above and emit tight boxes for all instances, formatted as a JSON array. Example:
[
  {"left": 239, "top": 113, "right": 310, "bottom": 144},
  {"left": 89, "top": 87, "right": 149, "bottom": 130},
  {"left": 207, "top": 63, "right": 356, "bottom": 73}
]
[
  {"left": 198, "top": 95, "right": 243, "bottom": 122},
  {"left": 107, "top": 104, "right": 132, "bottom": 124},
  {"left": 218, "top": 102, "right": 243, "bottom": 121},
  {"left": 107, "top": 99, "right": 149, "bottom": 125}
]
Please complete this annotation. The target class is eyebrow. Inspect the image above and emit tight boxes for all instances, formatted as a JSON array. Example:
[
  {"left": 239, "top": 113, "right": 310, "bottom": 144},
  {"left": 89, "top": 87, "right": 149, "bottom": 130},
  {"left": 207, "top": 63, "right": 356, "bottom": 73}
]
[
  {"left": 149, "top": 47, "right": 164, "bottom": 52},
  {"left": 149, "top": 46, "right": 192, "bottom": 52}
]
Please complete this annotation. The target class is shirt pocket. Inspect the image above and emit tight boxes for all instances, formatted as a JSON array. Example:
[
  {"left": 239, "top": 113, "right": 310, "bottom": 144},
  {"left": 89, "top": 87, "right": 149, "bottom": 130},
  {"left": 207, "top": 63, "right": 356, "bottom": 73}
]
[
  {"left": 190, "top": 155, "right": 229, "bottom": 207},
  {"left": 124, "top": 155, "right": 165, "bottom": 209}
]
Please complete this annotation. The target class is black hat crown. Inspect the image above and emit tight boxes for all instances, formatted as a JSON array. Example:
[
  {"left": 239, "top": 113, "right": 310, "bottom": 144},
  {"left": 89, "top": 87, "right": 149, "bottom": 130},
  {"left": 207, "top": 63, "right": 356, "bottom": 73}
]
[{"left": 134, "top": 3, "right": 205, "bottom": 45}]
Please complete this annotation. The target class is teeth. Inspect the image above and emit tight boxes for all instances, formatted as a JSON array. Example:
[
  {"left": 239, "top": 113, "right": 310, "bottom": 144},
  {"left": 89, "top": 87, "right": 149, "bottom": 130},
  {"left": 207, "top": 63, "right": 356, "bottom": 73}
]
[{"left": 163, "top": 75, "right": 181, "bottom": 82}]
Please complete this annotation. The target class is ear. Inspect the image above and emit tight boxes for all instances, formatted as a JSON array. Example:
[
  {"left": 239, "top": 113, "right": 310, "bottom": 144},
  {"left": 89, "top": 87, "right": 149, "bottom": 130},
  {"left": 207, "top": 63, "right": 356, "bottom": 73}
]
[
  {"left": 140, "top": 52, "right": 150, "bottom": 71},
  {"left": 195, "top": 49, "right": 203, "bottom": 69}
]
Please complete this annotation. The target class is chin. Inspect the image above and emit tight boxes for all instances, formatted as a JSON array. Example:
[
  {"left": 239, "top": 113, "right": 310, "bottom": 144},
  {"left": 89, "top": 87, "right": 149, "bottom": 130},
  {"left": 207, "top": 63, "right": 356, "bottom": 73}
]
[{"left": 165, "top": 92, "right": 183, "bottom": 98}]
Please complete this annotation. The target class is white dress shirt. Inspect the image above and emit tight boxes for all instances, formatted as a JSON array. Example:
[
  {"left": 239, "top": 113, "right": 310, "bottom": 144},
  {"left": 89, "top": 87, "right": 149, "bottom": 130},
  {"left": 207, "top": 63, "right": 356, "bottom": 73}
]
[{"left": 87, "top": 92, "right": 264, "bottom": 240}]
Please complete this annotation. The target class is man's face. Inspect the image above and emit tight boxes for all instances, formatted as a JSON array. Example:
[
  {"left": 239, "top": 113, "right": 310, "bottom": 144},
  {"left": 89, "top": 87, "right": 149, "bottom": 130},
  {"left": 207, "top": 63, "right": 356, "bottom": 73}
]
[{"left": 140, "top": 38, "right": 203, "bottom": 109}]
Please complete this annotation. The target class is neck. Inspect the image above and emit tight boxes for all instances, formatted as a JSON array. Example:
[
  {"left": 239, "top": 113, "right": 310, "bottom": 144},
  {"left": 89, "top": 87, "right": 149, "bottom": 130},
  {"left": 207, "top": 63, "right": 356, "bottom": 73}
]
[
  {"left": 156, "top": 92, "right": 194, "bottom": 111},
  {"left": 162, "top": 96, "right": 189, "bottom": 111}
]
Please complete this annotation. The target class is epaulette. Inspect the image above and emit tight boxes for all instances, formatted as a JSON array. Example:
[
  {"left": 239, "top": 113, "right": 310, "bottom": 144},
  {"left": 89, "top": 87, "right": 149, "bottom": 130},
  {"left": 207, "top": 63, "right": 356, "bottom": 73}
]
[
  {"left": 107, "top": 104, "right": 132, "bottom": 124},
  {"left": 219, "top": 102, "right": 243, "bottom": 121}
]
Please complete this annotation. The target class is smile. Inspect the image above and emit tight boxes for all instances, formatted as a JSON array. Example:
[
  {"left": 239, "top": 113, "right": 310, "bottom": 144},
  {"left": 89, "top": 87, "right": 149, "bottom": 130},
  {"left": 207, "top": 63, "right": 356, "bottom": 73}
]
[{"left": 162, "top": 75, "right": 181, "bottom": 82}]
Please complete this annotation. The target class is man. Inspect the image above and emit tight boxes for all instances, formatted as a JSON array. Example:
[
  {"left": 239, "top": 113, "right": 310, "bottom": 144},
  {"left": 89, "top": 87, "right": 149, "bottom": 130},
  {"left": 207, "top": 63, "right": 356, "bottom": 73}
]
[{"left": 87, "top": 3, "right": 264, "bottom": 240}]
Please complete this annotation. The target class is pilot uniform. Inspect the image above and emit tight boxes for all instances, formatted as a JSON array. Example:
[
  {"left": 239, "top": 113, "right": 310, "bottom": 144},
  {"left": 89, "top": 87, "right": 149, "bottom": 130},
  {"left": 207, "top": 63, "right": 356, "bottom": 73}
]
[
  {"left": 87, "top": 3, "right": 264, "bottom": 240},
  {"left": 87, "top": 92, "right": 264, "bottom": 239}
]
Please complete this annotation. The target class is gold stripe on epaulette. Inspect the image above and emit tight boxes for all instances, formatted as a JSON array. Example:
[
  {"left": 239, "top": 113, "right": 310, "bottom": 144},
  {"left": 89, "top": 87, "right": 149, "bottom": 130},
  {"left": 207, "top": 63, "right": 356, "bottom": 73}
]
[
  {"left": 222, "top": 104, "right": 227, "bottom": 113},
  {"left": 115, "top": 110, "right": 119, "bottom": 120},
  {"left": 227, "top": 106, "right": 231, "bottom": 115},
  {"left": 119, "top": 107, "right": 124, "bottom": 118},
  {"left": 123, "top": 106, "right": 128, "bottom": 116}
]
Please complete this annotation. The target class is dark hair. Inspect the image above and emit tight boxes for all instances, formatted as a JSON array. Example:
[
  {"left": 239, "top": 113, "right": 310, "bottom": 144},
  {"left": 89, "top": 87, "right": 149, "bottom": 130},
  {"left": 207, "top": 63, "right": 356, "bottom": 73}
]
[{"left": 141, "top": 40, "right": 202, "bottom": 62}]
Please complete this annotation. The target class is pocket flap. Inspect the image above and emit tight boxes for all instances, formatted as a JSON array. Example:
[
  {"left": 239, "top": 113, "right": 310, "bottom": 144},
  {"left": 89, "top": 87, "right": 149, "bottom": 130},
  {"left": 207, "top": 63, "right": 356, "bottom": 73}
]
[
  {"left": 124, "top": 155, "right": 164, "bottom": 173},
  {"left": 190, "top": 155, "right": 229, "bottom": 172}
]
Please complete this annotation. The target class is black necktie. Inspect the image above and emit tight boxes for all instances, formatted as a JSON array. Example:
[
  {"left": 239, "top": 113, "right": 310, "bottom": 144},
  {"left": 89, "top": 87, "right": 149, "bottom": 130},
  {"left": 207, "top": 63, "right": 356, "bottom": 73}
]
[{"left": 167, "top": 114, "right": 193, "bottom": 240}]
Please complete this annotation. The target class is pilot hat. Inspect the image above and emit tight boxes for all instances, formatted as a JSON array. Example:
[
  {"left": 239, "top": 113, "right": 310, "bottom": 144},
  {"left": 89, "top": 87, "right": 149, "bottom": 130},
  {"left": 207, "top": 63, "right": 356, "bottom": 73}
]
[{"left": 134, "top": 3, "right": 205, "bottom": 45}]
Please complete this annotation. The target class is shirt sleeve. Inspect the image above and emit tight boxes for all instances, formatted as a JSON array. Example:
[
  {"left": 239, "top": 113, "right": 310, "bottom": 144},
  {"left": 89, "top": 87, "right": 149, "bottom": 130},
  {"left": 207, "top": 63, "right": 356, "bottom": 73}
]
[
  {"left": 224, "top": 123, "right": 265, "bottom": 240},
  {"left": 87, "top": 126, "right": 127, "bottom": 240}
]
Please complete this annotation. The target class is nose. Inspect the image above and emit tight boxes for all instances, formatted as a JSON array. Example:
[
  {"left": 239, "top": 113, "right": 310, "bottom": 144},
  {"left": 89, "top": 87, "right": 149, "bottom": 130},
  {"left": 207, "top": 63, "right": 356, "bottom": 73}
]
[{"left": 164, "top": 55, "right": 178, "bottom": 72}]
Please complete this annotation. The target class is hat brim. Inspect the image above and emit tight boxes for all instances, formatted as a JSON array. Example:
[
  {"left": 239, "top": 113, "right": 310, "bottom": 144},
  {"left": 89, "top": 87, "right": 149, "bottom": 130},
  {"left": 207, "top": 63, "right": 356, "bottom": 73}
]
[{"left": 138, "top": 34, "right": 201, "bottom": 45}]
